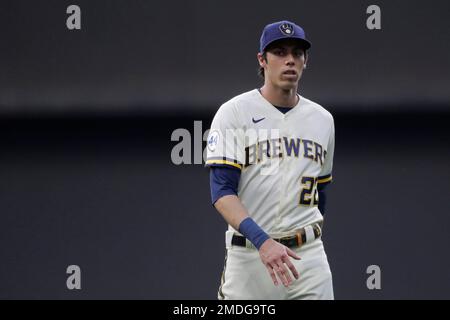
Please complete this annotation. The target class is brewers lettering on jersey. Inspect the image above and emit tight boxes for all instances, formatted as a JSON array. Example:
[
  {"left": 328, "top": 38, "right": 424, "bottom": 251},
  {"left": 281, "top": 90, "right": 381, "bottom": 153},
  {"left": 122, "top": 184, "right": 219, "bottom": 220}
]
[{"left": 206, "top": 20, "right": 335, "bottom": 300}]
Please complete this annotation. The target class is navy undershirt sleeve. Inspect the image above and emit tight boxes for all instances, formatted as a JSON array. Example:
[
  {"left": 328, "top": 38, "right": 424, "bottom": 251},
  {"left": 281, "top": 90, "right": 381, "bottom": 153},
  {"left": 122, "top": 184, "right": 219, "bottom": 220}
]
[
  {"left": 317, "top": 183, "right": 329, "bottom": 215},
  {"left": 210, "top": 166, "right": 241, "bottom": 205}
]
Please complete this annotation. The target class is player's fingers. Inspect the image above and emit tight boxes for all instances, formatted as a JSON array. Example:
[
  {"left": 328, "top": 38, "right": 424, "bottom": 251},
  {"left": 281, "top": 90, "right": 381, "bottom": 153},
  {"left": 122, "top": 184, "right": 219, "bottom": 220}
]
[
  {"left": 275, "top": 262, "right": 292, "bottom": 286},
  {"left": 279, "top": 262, "right": 293, "bottom": 285},
  {"left": 270, "top": 264, "right": 286, "bottom": 287},
  {"left": 283, "top": 256, "right": 299, "bottom": 280},
  {"left": 265, "top": 264, "right": 278, "bottom": 286},
  {"left": 273, "top": 266, "right": 288, "bottom": 287},
  {"left": 286, "top": 247, "right": 301, "bottom": 260}
]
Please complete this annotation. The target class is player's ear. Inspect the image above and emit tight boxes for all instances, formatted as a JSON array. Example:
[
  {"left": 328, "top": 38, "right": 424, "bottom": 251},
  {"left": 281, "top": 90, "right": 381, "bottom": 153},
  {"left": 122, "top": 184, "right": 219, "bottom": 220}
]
[
  {"left": 257, "top": 52, "right": 266, "bottom": 68},
  {"left": 303, "top": 51, "right": 308, "bottom": 69}
]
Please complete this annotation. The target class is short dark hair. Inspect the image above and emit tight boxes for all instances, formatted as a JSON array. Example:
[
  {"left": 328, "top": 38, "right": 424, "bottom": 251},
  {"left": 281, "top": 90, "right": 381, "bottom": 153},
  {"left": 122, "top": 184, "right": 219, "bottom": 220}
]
[{"left": 258, "top": 52, "right": 267, "bottom": 79}]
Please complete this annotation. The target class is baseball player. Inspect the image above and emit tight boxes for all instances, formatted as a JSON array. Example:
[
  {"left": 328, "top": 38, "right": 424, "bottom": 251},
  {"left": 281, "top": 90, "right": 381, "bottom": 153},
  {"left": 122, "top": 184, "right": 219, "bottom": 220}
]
[{"left": 206, "top": 20, "right": 335, "bottom": 300}]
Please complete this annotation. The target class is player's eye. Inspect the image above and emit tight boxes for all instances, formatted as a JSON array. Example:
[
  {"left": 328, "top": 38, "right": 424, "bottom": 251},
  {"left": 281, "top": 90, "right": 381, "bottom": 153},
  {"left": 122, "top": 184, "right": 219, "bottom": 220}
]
[
  {"left": 294, "top": 50, "right": 305, "bottom": 57},
  {"left": 273, "top": 49, "right": 285, "bottom": 56}
]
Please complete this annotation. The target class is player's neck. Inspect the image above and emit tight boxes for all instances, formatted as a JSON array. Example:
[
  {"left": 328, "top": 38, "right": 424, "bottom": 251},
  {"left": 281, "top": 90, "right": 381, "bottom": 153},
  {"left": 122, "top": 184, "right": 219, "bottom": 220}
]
[{"left": 259, "top": 84, "right": 299, "bottom": 108}]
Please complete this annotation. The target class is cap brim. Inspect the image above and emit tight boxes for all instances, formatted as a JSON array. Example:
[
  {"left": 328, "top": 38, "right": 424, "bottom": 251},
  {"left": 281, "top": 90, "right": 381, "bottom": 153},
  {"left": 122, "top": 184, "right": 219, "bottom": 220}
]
[{"left": 262, "top": 36, "right": 311, "bottom": 52}]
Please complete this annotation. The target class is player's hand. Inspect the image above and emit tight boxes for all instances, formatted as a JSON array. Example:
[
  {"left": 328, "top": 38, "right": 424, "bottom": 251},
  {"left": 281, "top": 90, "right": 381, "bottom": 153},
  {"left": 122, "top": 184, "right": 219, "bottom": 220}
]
[{"left": 258, "top": 238, "right": 301, "bottom": 287}]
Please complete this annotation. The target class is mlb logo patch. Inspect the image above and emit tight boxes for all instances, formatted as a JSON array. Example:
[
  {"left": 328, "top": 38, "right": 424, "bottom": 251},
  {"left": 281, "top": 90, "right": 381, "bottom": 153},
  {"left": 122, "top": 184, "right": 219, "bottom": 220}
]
[
  {"left": 207, "top": 130, "right": 220, "bottom": 152},
  {"left": 279, "top": 23, "right": 294, "bottom": 36}
]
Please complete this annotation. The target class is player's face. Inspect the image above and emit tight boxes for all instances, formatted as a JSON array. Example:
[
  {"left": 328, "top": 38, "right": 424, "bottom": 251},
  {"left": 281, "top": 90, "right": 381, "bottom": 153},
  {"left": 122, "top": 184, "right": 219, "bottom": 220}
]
[{"left": 259, "top": 40, "right": 307, "bottom": 90}]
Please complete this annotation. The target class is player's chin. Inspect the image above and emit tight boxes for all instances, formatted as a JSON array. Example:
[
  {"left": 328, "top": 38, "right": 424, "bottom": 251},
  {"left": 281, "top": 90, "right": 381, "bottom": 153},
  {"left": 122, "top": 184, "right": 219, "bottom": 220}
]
[{"left": 278, "top": 79, "right": 298, "bottom": 90}]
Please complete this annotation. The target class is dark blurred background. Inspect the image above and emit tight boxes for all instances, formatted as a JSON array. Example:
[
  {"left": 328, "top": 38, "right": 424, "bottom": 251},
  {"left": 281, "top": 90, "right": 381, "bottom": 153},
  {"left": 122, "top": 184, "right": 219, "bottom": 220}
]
[{"left": 0, "top": 0, "right": 449, "bottom": 299}]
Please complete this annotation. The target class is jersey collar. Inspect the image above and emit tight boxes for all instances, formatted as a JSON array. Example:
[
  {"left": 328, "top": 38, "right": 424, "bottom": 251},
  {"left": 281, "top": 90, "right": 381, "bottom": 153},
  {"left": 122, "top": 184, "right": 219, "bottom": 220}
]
[{"left": 255, "top": 88, "right": 303, "bottom": 118}]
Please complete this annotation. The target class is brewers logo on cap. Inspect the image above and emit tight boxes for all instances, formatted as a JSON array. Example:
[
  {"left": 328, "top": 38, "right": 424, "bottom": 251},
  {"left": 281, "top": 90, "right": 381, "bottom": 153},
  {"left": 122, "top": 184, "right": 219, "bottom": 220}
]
[{"left": 279, "top": 23, "right": 294, "bottom": 36}]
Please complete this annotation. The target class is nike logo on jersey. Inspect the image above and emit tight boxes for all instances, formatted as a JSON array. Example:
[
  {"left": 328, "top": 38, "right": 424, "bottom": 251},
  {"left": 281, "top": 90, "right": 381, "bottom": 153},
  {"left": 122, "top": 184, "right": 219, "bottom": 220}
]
[{"left": 252, "top": 117, "right": 265, "bottom": 124}]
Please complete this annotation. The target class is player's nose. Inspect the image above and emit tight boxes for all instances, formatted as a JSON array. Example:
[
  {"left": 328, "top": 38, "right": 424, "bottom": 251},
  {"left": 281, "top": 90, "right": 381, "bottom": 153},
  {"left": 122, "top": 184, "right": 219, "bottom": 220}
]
[
  {"left": 285, "top": 57, "right": 295, "bottom": 66},
  {"left": 285, "top": 53, "right": 296, "bottom": 65}
]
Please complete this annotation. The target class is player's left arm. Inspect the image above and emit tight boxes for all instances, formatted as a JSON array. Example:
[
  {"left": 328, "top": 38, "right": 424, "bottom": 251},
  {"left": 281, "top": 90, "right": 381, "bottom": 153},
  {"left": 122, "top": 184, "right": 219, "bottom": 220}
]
[{"left": 317, "top": 116, "right": 335, "bottom": 215}]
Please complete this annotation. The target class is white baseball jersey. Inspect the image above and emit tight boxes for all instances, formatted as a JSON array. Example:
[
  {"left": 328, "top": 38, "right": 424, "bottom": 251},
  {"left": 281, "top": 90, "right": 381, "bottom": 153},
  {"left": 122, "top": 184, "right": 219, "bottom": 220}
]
[{"left": 206, "top": 89, "right": 334, "bottom": 237}]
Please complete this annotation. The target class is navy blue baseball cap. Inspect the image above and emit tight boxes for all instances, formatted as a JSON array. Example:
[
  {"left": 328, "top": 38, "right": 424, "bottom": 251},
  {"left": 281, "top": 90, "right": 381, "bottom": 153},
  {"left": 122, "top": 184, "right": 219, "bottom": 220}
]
[{"left": 259, "top": 20, "right": 311, "bottom": 53}]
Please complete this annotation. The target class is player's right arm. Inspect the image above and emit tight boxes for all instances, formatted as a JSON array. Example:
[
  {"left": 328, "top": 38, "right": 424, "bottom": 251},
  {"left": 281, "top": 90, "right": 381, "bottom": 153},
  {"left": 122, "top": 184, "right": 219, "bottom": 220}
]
[
  {"left": 206, "top": 102, "right": 300, "bottom": 287},
  {"left": 213, "top": 193, "right": 300, "bottom": 287}
]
